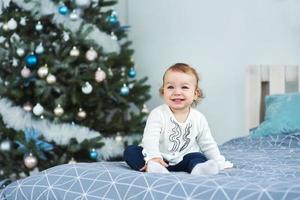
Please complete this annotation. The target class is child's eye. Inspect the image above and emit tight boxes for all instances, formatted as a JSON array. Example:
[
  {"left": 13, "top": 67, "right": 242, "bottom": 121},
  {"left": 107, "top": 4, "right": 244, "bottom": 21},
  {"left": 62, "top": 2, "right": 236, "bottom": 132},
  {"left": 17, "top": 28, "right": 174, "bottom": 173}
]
[
  {"left": 182, "top": 86, "right": 189, "bottom": 89},
  {"left": 167, "top": 86, "right": 174, "bottom": 89}
]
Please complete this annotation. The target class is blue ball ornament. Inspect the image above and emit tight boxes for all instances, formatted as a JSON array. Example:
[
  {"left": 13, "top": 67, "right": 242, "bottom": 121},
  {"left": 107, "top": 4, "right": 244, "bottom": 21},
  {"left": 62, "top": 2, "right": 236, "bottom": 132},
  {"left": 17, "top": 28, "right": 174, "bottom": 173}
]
[
  {"left": 107, "top": 15, "right": 118, "bottom": 25},
  {"left": 120, "top": 84, "right": 129, "bottom": 96},
  {"left": 89, "top": 149, "right": 98, "bottom": 160},
  {"left": 128, "top": 67, "right": 136, "bottom": 78},
  {"left": 25, "top": 54, "right": 38, "bottom": 69},
  {"left": 58, "top": 5, "right": 69, "bottom": 15}
]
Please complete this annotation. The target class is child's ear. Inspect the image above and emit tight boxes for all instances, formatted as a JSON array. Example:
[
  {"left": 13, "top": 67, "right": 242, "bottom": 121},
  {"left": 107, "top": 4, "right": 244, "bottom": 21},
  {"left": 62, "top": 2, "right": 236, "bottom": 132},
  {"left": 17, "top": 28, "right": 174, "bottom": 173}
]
[{"left": 194, "top": 88, "right": 201, "bottom": 99}]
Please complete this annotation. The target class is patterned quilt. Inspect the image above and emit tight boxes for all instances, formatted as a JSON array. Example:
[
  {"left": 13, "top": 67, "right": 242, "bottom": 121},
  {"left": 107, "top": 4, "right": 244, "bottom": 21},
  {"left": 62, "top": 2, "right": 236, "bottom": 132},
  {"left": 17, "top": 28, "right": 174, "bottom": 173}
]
[{"left": 1, "top": 133, "right": 300, "bottom": 200}]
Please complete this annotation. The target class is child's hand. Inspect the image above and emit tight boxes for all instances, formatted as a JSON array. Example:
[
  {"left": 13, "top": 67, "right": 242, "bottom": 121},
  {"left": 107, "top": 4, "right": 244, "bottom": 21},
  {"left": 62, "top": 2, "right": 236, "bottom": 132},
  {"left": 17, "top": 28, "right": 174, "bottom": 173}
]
[{"left": 139, "top": 157, "right": 168, "bottom": 172}]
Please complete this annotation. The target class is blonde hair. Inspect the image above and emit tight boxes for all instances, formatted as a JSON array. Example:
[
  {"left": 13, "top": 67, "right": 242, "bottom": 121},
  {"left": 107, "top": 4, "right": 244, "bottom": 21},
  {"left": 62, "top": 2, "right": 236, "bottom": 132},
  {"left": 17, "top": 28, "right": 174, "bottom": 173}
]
[{"left": 159, "top": 63, "right": 204, "bottom": 106}]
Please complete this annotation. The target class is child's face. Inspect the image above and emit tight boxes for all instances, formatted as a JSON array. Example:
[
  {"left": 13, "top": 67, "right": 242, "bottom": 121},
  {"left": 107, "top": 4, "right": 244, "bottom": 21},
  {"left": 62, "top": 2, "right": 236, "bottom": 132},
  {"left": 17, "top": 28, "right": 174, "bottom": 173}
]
[{"left": 162, "top": 70, "right": 198, "bottom": 112}]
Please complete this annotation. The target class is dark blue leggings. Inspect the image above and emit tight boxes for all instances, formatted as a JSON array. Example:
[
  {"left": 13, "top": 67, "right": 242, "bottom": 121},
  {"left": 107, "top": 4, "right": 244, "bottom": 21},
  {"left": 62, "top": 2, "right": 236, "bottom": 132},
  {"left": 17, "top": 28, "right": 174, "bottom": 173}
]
[{"left": 123, "top": 145, "right": 207, "bottom": 173}]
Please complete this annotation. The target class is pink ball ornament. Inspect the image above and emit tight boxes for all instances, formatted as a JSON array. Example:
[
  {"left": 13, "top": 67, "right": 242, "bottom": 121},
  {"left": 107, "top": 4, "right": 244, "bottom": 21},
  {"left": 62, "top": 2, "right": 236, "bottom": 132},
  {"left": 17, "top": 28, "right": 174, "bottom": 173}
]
[
  {"left": 21, "top": 67, "right": 31, "bottom": 78},
  {"left": 95, "top": 68, "right": 106, "bottom": 82}
]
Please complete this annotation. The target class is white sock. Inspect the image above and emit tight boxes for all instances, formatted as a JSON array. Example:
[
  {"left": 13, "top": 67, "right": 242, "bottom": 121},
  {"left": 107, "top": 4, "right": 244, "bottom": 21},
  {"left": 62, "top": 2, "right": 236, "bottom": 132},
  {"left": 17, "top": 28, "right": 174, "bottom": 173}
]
[
  {"left": 147, "top": 161, "right": 170, "bottom": 174},
  {"left": 191, "top": 160, "right": 219, "bottom": 175}
]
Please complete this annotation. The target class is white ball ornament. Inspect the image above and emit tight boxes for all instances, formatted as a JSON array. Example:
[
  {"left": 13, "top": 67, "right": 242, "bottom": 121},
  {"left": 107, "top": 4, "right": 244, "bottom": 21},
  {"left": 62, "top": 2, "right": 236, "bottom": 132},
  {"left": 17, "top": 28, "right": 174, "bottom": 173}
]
[
  {"left": 21, "top": 67, "right": 31, "bottom": 78},
  {"left": 23, "top": 102, "right": 32, "bottom": 112},
  {"left": 0, "top": 139, "right": 11, "bottom": 151},
  {"left": 85, "top": 48, "right": 98, "bottom": 61},
  {"left": 70, "top": 10, "right": 79, "bottom": 21},
  {"left": 95, "top": 68, "right": 106, "bottom": 82},
  {"left": 81, "top": 82, "right": 93, "bottom": 94},
  {"left": 70, "top": 46, "right": 80, "bottom": 57},
  {"left": 46, "top": 74, "right": 56, "bottom": 84},
  {"left": 24, "top": 153, "right": 38, "bottom": 169},
  {"left": 54, "top": 104, "right": 64, "bottom": 116},
  {"left": 38, "top": 64, "right": 49, "bottom": 78},
  {"left": 7, "top": 18, "right": 17, "bottom": 30},
  {"left": 35, "top": 43, "right": 44, "bottom": 54},
  {"left": 2, "top": 23, "right": 9, "bottom": 31},
  {"left": 35, "top": 21, "right": 43, "bottom": 31},
  {"left": 77, "top": 108, "right": 87, "bottom": 119},
  {"left": 33, "top": 103, "right": 44, "bottom": 116},
  {"left": 75, "top": 0, "right": 91, "bottom": 8},
  {"left": 16, "top": 48, "right": 25, "bottom": 57}
]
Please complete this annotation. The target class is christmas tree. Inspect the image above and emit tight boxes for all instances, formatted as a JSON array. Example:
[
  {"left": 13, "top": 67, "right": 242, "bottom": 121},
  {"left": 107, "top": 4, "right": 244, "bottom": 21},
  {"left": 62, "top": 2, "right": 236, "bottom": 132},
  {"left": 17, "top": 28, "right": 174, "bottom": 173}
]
[{"left": 0, "top": 0, "right": 150, "bottom": 181}]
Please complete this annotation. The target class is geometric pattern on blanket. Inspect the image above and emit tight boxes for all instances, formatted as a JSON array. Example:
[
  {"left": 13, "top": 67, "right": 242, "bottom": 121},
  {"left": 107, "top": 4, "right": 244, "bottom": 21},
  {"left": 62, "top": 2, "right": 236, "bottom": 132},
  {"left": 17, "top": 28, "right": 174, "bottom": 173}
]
[{"left": 1, "top": 133, "right": 300, "bottom": 200}]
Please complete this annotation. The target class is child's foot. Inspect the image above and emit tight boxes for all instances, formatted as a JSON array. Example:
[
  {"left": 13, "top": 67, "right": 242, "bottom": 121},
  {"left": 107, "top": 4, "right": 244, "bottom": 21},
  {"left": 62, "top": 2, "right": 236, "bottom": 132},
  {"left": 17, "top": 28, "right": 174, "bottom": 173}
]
[
  {"left": 147, "top": 161, "right": 170, "bottom": 174},
  {"left": 191, "top": 160, "right": 219, "bottom": 175}
]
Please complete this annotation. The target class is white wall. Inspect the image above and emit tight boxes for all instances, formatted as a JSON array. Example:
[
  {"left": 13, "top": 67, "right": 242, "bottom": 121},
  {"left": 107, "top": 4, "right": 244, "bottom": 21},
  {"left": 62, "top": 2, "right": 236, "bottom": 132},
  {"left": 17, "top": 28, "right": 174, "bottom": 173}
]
[{"left": 116, "top": 0, "right": 300, "bottom": 144}]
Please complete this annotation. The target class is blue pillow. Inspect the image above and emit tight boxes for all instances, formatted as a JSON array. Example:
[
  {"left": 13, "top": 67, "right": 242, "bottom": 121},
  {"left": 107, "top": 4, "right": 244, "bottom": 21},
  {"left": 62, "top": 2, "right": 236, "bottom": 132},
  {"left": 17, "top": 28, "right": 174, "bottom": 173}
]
[{"left": 250, "top": 92, "right": 300, "bottom": 138}]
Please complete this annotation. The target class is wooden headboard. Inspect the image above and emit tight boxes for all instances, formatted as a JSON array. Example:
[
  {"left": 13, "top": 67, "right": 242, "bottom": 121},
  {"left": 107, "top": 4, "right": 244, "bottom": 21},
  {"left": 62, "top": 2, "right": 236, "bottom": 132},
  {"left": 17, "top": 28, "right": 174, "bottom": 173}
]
[{"left": 246, "top": 65, "right": 300, "bottom": 132}]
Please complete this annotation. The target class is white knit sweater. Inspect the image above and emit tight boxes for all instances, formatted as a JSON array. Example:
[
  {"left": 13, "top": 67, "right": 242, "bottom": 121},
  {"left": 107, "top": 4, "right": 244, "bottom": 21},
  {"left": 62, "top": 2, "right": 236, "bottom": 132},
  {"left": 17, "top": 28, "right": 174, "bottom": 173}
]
[{"left": 141, "top": 104, "right": 227, "bottom": 169}]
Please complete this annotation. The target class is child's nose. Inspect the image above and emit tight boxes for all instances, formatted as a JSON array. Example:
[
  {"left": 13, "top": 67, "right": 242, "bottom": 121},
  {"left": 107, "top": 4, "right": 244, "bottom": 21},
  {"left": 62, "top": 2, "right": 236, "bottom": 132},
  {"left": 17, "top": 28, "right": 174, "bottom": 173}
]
[{"left": 173, "top": 88, "right": 181, "bottom": 94}]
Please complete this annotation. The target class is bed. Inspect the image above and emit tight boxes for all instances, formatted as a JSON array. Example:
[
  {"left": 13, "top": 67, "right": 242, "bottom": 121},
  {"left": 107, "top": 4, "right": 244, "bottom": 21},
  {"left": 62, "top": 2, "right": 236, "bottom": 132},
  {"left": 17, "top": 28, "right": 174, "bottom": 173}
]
[{"left": 1, "top": 65, "right": 300, "bottom": 200}]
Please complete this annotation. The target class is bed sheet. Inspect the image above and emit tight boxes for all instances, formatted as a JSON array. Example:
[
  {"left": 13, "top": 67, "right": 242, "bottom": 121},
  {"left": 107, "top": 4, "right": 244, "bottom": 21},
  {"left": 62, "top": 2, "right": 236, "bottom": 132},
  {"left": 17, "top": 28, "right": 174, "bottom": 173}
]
[{"left": 1, "top": 133, "right": 300, "bottom": 200}]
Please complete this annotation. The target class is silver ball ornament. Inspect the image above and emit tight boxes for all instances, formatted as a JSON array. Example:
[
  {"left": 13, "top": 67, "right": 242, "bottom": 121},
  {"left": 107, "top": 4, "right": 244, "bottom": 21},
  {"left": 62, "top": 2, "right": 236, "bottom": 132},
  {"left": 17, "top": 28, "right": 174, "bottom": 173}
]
[
  {"left": 54, "top": 104, "right": 64, "bottom": 116},
  {"left": 46, "top": 74, "right": 56, "bottom": 84},
  {"left": 70, "top": 46, "right": 80, "bottom": 57},
  {"left": 2, "top": 23, "right": 9, "bottom": 31},
  {"left": 23, "top": 102, "right": 32, "bottom": 112},
  {"left": 24, "top": 153, "right": 38, "bottom": 169},
  {"left": 77, "top": 108, "right": 87, "bottom": 119},
  {"left": 37, "top": 65, "right": 49, "bottom": 78}
]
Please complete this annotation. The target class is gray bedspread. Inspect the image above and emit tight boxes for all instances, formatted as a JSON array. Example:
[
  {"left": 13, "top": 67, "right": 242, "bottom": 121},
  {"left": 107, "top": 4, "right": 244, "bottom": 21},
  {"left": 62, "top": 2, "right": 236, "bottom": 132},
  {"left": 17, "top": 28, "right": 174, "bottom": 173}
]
[{"left": 1, "top": 133, "right": 300, "bottom": 200}]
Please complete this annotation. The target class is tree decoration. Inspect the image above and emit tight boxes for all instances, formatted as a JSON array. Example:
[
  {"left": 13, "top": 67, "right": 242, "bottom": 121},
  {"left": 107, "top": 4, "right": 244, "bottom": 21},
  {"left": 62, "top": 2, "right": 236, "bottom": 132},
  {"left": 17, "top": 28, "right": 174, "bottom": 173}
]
[
  {"left": 24, "top": 153, "right": 38, "bottom": 169},
  {"left": 35, "top": 21, "right": 43, "bottom": 31},
  {"left": 58, "top": 5, "right": 69, "bottom": 15},
  {"left": 69, "top": 10, "right": 79, "bottom": 21},
  {"left": 69, "top": 46, "right": 80, "bottom": 57},
  {"left": 89, "top": 148, "right": 98, "bottom": 160},
  {"left": 95, "top": 68, "right": 106, "bottom": 82},
  {"left": 77, "top": 108, "right": 86, "bottom": 119},
  {"left": 35, "top": 43, "right": 44, "bottom": 54},
  {"left": 20, "top": 67, "right": 31, "bottom": 78},
  {"left": 2, "top": 23, "right": 9, "bottom": 31},
  {"left": 75, "top": 0, "right": 91, "bottom": 8},
  {"left": 25, "top": 54, "right": 38, "bottom": 69},
  {"left": 0, "top": 139, "right": 11, "bottom": 151},
  {"left": 120, "top": 84, "right": 129, "bottom": 96},
  {"left": 81, "top": 82, "right": 93, "bottom": 94},
  {"left": 142, "top": 104, "right": 149, "bottom": 113},
  {"left": 54, "top": 104, "right": 64, "bottom": 116},
  {"left": 23, "top": 102, "right": 32, "bottom": 112},
  {"left": 16, "top": 48, "right": 25, "bottom": 57},
  {"left": 37, "top": 64, "right": 49, "bottom": 78},
  {"left": 33, "top": 103, "right": 44, "bottom": 116},
  {"left": 7, "top": 18, "right": 17, "bottom": 30},
  {"left": 128, "top": 67, "right": 136, "bottom": 78},
  {"left": 46, "top": 74, "right": 56, "bottom": 84},
  {"left": 85, "top": 47, "right": 98, "bottom": 61}
]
